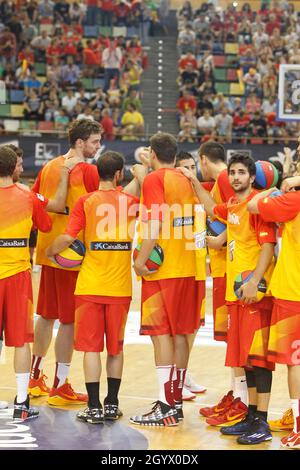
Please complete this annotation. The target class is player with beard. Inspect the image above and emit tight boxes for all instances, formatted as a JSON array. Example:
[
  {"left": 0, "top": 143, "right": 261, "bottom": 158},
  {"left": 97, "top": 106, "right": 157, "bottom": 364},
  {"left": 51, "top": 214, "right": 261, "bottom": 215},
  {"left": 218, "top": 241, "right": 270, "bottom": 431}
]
[
  {"left": 46, "top": 152, "right": 139, "bottom": 423},
  {"left": 182, "top": 153, "right": 277, "bottom": 444}
]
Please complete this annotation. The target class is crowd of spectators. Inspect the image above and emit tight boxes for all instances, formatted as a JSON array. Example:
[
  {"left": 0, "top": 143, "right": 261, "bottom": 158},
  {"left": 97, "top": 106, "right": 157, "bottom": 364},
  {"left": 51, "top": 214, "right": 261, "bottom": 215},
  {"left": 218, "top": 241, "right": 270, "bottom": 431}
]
[
  {"left": 0, "top": 0, "right": 152, "bottom": 140},
  {"left": 176, "top": 0, "right": 300, "bottom": 144}
]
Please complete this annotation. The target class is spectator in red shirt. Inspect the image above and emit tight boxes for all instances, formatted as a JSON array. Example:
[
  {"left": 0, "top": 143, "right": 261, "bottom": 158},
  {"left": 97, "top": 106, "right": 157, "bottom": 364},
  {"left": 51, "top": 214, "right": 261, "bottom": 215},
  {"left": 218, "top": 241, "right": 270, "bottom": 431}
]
[
  {"left": 18, "top": 44, "right": 35, "bottom": 66},
  {"left": 176, "top": 90, "right": 197, "bottom": 115},
  {"left": 178, "top": 51, "right": 197, "bottom": 72},
  {"left": 99, "top": 0, "right": 115, "bottom": 27},
  {"left": 0, "top": 27, "right": 17, "bottom": 67},
  {"left": 233, "top": 109, "right": 251, "bottom": 141},
  {"left": 46, "top": 38, "right": 64, "bottom": 65},
  {"left": 265, "top": 14, "right": 281, "bottom": 36},
  {"left": 114, "top": 1, "right": 130, "bottom": 26},
  {"left": 100, "top": 108, "right": 115, "bottom": 140}
]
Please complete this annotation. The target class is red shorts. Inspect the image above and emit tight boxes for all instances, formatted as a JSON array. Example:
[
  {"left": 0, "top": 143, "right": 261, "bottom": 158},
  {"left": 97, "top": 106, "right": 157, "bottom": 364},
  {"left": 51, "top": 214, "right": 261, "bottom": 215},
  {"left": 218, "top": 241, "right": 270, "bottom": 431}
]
[
  {"left": 140, "top": 277, "right": 205, "bottom": 336},
  {"left": 74, "top": 295, "right": 131, "bottom": 355},
  {"left": 212, "top": 276, "right": 228, "bottom": 342},
  {"left": 0, "top": 270, "right": 33, "bottom": 347},
  {"left": 267, "top": 299, "right": 300, "bottom": 366},
  {"left": 225, "top": 298, "right": 275, "bottom": 371},
  {"left": 36, "top": 265, "right": 78, "bottom": 324}
]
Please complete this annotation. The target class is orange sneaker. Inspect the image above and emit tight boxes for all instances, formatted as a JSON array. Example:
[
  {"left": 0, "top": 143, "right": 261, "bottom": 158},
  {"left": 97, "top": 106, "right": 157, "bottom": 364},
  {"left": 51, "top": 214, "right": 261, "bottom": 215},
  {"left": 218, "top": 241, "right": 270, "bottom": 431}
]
[
  {"left": 199, "top": 390, "right": 234, "bottom": 417},
  {"left": 269, "top": 409, "right": 294, "bottom": 432},
  {"left": 281, "top": 431, "right": 300, "bottom": 449},
  {"left": 28, "top": 375, "right": 50, "bottom": 397},
  {"left": 47, "top": 380, "right": 88, "bottom": 406},
  {"left": 206, "top": 398, "right": 248, "bottom": 427}
]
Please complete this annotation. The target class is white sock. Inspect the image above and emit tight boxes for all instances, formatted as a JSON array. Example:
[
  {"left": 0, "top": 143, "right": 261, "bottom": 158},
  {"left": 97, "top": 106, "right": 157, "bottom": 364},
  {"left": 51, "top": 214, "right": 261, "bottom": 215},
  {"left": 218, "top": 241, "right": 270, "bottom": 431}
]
[
  {"left": 54, "top": 362, "right": 70, "bottom": 388},
  {"left": 230, "top": 368, "right": 235, "bottom": 391},
  {"left": 156, "top": 365, "right": 173, "bottom": 406},
  {"left": 291, "top": 399, "right": 300, "bottom": 433},
  {"left": 16, "top": 373, "right": 30, "bottom": 403},
  {"left": 234, "top": 375, "right": 248, "bottom": 405}
]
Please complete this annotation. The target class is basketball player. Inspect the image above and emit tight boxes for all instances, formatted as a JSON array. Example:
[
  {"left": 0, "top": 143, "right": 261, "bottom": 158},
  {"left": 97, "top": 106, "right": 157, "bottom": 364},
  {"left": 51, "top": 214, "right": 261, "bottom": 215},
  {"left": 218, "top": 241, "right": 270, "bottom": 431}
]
[
  {"left": 248, "top": 175, "right": 300, "bottom": 449},
  {"left": 0, "top": 146, "right": 52, "bottom": 420},
  {"left": 46, "top": 151, "right": 139, "bottom": 424},
  {"left": 130, "top": 133, "right": 206, "bottom": 426},
  {"left": 175, "top": 151, "right": 207, "bottom": 400},
  {"left": 190, "top": 142, "right": 249, "bottom": 418},
  {"left": 183, "top": 153, "right": 276, "bottom": 444},
  {"left": 29, "top": 119, "right": 145, "bottom": 406}
]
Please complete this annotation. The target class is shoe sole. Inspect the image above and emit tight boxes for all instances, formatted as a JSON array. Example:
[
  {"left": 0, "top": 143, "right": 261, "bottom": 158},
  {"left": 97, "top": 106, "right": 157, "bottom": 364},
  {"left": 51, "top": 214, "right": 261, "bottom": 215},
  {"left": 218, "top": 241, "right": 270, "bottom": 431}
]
[
  {"left": 77, "top": 416, "right": 104, "bottom": 425},
  {"left": 47, "top": 398, "right": 87, "bottom": 406},
  {"left": 280, "top": 442, "right": 300, "bottom": 449},
  {"left": 130, "top": 419, "right": 179, "bottom": 427},
  {"left": 269, "top": 425, "right": 294, "bottom": 432},
  {"left": 187, "top": 388, "right": 207, "bottom": 394},
  {"left": 207, "top": 416, "right": 246, "bottom": 427},
  {"left": 13, "top": 414, "right": 39, "bottom": 422},
  {"left": 29, "top": 388, "right": 49, "bottom": 398},
  {"left": 182, "top": 395, "right": 196, "bottom": 401},
  {"left": 238, "top": 436, "right": 272, "bottom": 445}
]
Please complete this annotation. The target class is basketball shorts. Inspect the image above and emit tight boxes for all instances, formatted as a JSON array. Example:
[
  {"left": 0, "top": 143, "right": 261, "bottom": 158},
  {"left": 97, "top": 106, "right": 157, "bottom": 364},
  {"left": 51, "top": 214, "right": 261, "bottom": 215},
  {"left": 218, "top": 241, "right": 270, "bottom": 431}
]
[
  {"left": 74, "top": 295, "right": 131, "bottom": 355},
  {"left": 0, "top": 270, "right": 33, "bottom": 347},
  {"left": 225, "top": 297, "right": 275, "bottom": 371},
  {"left": 212, "top": 276, "right": 228, "bottom": 342},
  {"left": 140, "top": 277, "right": 205, "bottom": 336},
  {"left": 36, "top": 265, "right": 78, "bottom": 324},
  {"left": 267, "top": 298, "right": 300, "bottom": 366}
]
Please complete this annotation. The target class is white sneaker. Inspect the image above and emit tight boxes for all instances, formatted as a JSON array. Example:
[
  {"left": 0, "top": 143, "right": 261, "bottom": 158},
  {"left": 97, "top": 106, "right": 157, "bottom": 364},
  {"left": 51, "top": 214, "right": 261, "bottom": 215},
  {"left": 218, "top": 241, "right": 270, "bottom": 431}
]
[
  {"left": 182, "top": 386, "right": 196, "bottom": 401},
  {"left": 0, "top": 401, "right": 8, "bottom": 409},
  {"left": 184, "top": 372, "right": 207, "bottom": 394}
]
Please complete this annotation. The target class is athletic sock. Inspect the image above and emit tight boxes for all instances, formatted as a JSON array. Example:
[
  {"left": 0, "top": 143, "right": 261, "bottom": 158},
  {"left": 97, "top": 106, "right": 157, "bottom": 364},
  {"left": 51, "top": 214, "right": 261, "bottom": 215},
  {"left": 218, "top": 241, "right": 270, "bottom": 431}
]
[
  {"left": 85, "top": 382, "right": 101, "bottom": 409},
  {"left": 156, "top": 365, "right": 174, "bottom": 407},
  {"left": 16, "top": 373, "right": 30, "bottom": 403},
  {"left": 234, "top": 375, "right": 248, "bottom": 405},
  {"left": 248, "top": 404, "right": 257, "bottom": 417},
  {"left": 291, "top": 399, "right": 300, "bottom": 433},
  {"left": 173, "top": 368, "right": 187, "bottom": 403},
  {"left": 53, "top": 362, "right": 70, "bottom": 388},
  {"left": 30, "top": 355, "right": 44, "bottom": 380},
  {"left": 105, "top": 377, "right": 121, "bottom": 405}
]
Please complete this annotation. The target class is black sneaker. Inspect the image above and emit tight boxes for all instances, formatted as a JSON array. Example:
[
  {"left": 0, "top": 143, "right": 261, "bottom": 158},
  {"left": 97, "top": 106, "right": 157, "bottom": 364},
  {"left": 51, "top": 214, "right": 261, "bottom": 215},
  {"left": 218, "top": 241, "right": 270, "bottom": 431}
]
[
  {"left": 104, "top": 402, "right": 123, "bottom": 421},
  {"left": 237, "top": 417, "right": 272, "bottom": 444},
  {"left": 130, "top": 400, "right": 179, "bottom": 427},
  {"left": 77, "top": 407, "right": 104, "bottom": 424},
  {"left": 174, "top": 401, "right": 184, "bottom": 421},
  {"left": 220, "top": 414, "right": 255, "bottom": 435},
  {"left": 13, "top": 395, "right": 39, "bottom": 422}
]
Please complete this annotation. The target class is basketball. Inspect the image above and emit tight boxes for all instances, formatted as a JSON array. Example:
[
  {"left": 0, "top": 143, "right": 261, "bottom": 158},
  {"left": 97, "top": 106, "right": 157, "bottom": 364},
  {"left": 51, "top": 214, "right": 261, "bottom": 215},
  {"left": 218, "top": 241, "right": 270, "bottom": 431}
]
[
  {"left": 254, "top": 160, "right": 279, "bottom": 190},
  {"left": 133, "top": 243, "right": 164, "bottom": 271},
  {"left": 234, "top": 270, "right": 267, "bottom": 301},
  {"left": 54, "top": 239, "right": 86, "bottom": 268}
]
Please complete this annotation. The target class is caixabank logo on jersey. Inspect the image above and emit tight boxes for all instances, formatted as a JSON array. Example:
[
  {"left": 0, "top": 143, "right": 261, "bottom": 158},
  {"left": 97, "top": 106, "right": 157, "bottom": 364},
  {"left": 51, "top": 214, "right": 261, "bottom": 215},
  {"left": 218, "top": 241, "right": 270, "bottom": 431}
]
[{"left": 35, "top": 143, "right": 61, "bottom": 167}]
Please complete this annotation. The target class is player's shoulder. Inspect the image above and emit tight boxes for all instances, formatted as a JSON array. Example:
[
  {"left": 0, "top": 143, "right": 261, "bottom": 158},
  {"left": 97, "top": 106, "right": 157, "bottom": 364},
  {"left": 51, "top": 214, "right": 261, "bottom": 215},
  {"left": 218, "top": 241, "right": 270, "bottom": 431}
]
[{"left": 216, "top": 168, "right": 229, "bottom": 185}]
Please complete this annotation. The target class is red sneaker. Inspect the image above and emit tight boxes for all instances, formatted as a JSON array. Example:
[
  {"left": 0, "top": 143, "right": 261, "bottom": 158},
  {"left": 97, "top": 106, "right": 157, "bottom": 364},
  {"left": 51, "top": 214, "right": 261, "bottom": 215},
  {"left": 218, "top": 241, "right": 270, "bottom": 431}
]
[
  {"left": 47, "top": 381, "right": 88, "bottom": 406},
  {"left": 28, "top": 375, "right": 50, "bottom": 397},
  {"left": 281, "top": 431, "right": 300, "bottom": 449},
  {"left": 199, "top": 390, "right": 234, "bottom": 417},
  {"left": 206, "top": 398, "right": 248, "bottom": 427}
]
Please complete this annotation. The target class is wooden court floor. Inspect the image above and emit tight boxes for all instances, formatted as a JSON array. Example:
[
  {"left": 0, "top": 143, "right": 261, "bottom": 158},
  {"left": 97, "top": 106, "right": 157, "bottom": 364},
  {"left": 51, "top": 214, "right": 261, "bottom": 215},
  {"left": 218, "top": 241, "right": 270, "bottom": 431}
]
[{"left": 0, "top": 271, "right": 291, "bottom": 450}]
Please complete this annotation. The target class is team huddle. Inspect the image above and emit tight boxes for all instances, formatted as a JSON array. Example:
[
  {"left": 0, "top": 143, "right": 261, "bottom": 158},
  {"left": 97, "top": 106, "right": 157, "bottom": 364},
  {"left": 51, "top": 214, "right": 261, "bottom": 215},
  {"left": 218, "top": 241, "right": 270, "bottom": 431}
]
[{"left": 0, "top": 119, "right": 300, "bottom": 450}]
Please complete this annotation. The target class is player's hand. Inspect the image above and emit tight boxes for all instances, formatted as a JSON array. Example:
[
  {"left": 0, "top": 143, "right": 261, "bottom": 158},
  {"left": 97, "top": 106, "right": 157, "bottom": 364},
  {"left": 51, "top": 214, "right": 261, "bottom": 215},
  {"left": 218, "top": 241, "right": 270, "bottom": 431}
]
[
  {"left": 281, "top": 176, "right": 300, "bottom": 192},
  {"left": 134, "top": 261, "right": 156, "bottom": 277},
  {"left": 63, "top": 155, "right": 82, "bottom": 171},
  {"left": 176, "top": 166, "right": 196, "bottom": 181},
  {"left": 238, "top": 279, "right": 258, "bottom": 304},
  {"left": 130, "top": 163, "right": 148, "bottom": 182},
  {"left": 139, "top": 147, "right": 151, "bottom": 167}
]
